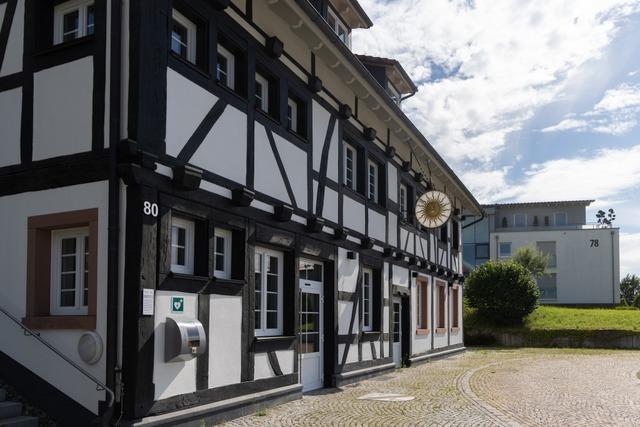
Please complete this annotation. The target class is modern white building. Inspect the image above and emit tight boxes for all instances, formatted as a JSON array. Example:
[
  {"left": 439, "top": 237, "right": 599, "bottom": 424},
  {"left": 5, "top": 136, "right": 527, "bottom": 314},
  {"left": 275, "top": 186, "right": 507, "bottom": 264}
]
[
  {"left": 0, "top": 0, "right": 481, "bottom": 425},
  {"left": 463, "top": 200, "right": 620, "bottom": 306}
]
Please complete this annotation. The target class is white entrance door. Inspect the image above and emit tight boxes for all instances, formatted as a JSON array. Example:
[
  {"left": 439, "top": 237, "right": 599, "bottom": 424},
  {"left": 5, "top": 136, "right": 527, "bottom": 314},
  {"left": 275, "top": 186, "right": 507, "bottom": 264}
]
[
  {"left": 299, "top": 259, "right": 324, "bottom": 392},
  {"left": 392, "top": 297, "right": 402, "bottom": 367}
]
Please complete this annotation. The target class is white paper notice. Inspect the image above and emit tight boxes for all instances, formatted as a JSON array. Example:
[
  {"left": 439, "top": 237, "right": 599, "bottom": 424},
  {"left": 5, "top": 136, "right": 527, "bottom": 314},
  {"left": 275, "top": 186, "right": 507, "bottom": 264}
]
[{"left": 142, "top": 288, "right": 155, "bottom": 316}]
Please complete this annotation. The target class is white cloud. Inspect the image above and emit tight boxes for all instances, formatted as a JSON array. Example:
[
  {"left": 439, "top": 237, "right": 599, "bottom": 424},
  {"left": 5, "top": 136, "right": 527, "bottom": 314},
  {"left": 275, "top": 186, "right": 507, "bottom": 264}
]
[
  {"left": 542, "top": 83, "right": 640, "bottom": 135},
  {"left": 620, "top": 232, "right": 640, "bottom": 276},
  {"left": 353, "top": 0, "right": 640, "bottom": 162}
]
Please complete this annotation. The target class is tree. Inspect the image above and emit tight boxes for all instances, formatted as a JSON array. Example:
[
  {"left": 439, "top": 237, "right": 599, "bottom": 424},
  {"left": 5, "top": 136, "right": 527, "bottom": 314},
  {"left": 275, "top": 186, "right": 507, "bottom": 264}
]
[
  {"left": 511, "top": 246, "right": 549, "bottom": 278},
  {"left": 633, "top": 293, "right": 640, "bottom": 309},
  {"left": 596, "top": 209, "right": 616, "bottom": 227},
  {"left": 465, "top": 260, "right": 540, "bottom": 325},
  {"left": 620, "top": 274, "right": 640, "bottom": 306}
]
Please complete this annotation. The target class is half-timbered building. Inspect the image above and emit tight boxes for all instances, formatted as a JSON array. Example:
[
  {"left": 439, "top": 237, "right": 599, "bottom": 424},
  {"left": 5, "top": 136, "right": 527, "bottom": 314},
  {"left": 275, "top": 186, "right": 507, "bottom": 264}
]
[{"left": 0, "top": 0, "right": 482, "bottom": 424}]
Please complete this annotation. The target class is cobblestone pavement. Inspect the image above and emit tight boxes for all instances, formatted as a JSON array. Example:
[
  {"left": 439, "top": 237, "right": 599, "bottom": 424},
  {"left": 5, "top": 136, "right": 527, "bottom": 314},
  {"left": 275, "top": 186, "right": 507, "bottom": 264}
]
[{"left": 227, "top": 348, "right": 640, "bottom": 426}]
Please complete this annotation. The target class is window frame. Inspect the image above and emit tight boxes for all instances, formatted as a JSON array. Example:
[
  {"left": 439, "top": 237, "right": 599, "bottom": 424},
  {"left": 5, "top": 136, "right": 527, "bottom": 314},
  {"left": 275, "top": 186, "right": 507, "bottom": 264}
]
[
  {"left": 50, "top": 228, "right": 90, "bottom": 316},
  {"left": 170, "top": 216, "right": 195, "bottom": 275},
  {"left": 326, "top": 7, "right": 351, "bottom": 47},
  {"left": 170, "top": 8, "right": 197, "bottom": 64},
  {"left": 216, "top": 44, "right": 236, "bottom": 90},
  {"left": 53, "top": 0, "right": 95, "bottom": 45},
  {"left": 399, "top": 183, "right": 408, "bottom": 220},
  {"left": 513, "top": 213, "right": 527, "bottom": 228},
  {"left": 255, "top": 72, "right": 270, "bottom": 112},
  {"left": 367, "top": 159, "right": 379, "bottom": 202},
  {"left": 254, "top": 247, "right": 284, "bottom": 337},
  {"left": 416, "top": 277, "right": 429, "bottom": 332},
  {"left": 213, "top": 228, "right": 232, "bottom": 279},
  {"left": 344, "top": 142, "right": 358, "bottom": 191},
  {"left": 287, "top": 97, "right": 298, "bottom": 133},
  {"left": 436, "top": 280, "right": 447, "bottom": 332},
  {"left": 498, "top": 242, "right": 512, "bottom": 258},
  {"left": 451, "top": 286, "right": 460, "bottom": 329},
  {"left": 554, "top": 212, "right": 567, "bottom": 226},
  {"left": 362, "top": 267, "right": 374, "bottom": 332}
]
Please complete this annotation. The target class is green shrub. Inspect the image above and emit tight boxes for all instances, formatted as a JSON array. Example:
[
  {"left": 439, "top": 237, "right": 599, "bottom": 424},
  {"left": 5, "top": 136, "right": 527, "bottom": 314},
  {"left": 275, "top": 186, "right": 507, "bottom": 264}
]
[
  {"left": 511, "top": 246, "right": 549, "bottom": 278},
  {"left": 465, "top": 260, "right": 540, "bottom": 325},
  {"left": 633, "top": 293, "right": 640, "bottom": 309}
]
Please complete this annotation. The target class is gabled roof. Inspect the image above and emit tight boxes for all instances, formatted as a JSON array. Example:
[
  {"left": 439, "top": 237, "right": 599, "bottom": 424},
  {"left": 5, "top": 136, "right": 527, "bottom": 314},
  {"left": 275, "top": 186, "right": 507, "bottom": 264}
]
[
  {"left": 356, "top": 54, "right": 418, "bottom": 95},
  {"left": 330, "top": 0, "right": 373, "bottom": 29}
]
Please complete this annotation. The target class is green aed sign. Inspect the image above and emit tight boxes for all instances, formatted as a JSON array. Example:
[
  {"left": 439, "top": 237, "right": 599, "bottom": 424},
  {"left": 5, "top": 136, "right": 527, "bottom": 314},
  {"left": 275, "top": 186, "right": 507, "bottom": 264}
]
[{"left": 171, "top": 296, "right": 184, "bottom": 313}]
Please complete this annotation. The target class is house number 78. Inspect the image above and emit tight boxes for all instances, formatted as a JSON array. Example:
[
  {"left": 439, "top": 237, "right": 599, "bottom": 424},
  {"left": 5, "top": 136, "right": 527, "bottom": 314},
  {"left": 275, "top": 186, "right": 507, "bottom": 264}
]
[
  {"left": 590, "top": 239, "right": 599, "bottom": 247},
  {"left": 143, "top": 201, "right": 159, "bottom": 217}
]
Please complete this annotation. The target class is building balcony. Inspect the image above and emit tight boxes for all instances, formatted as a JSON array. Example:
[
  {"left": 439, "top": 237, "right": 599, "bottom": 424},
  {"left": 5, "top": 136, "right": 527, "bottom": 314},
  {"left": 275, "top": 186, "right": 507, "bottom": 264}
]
[{"left": 494, "top": 223, "right": 618, "bottom": 233}]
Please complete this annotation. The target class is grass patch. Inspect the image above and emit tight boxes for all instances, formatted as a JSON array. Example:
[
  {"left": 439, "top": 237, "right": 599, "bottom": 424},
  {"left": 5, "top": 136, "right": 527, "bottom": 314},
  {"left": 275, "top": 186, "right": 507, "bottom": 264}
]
[{"left": 465, "top": 305, "right": 640, "bottom": 333}]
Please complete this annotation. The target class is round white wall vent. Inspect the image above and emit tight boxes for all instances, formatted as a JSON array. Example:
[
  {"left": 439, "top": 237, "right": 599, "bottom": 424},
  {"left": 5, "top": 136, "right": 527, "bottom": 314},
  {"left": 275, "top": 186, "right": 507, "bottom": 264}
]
[{"left": 78, "top": 331, "right": 103, "bottom": 365}]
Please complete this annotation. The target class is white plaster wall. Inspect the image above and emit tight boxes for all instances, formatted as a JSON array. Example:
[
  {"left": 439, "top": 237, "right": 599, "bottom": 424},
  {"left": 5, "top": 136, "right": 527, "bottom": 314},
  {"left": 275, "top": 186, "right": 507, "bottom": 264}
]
[
  {"left": 209, "top": 294, "right": 242, "bottom": 388},
  {"left": 312, "top": 100, "right": 330, "bottom": 172},
  {"left": 411, "top": 275, "right": 432, "bottom": 355},
  {"left": 338, "top": 248, "right": 359, "bottom": 293},
  {"left": 276, "top": 350, "right": 295, "bottom": 375},
  {"left": 254, "top": 353, "right": 274, "bottom": 380},
  {"left": 337, "top": 300, "right": 354, "bottom": 335},
  {"left": 387, "top": 163, "right": 398, "bottom": 203},
  {"left": 406, "top": 232, "right": 415, "bottom": 255},
  {"left": 392, "top": 265, "right": 409, "bottom": 288},
  {"left": 0, "top": 181, "right": 109, "bottom": 414},
  {"left": 429, "top": 234, "right": 436, "bottom": 263},
  {"left": 433, "top": 281, "right": 449, "bottom": 349},
  {"left": 254, "top": 124, "right": 290, "bottom": 204},
  {"left": 491, "top": 229, "right": 620, "bottom": 304},
  {"left": 165, "top": 68, "right": 218, "bottom": 157},
  {"left": 322, "top": 187, "right": 339, "bottom": 224},
  {"left": 0, "top": 0, "right": 24, "bottom": 77},
  {"left": 194, "top": 105, "right": 247, "bottom": 185},
  {"left": 0, "top": 87, "right": 21, "bottom": 167},
  {"left": 368, "top": 209, "right": 386, "bottom": 242},
  {"left": 153, "top": 291, "right": 199, "bottom": 400},
  {"left": 361, "top": 342, "right": 372, "bottom": 361},
  {"left": 200, "top": 180, "right": 232, "bottom": 199},
  {"left": 383, "top": 263, "right": 390, "bottom": 333},
  {"left": 388, "top": 213, "right": 397, "bottom": 247},
  {"left": 450, "top": 285, "right": 463, "bottom": 346},
  {"left": 33, "top": 57, "right": 93, "bottom": 160},
  {"left": 274, "top": 133, "right": 307, "bottom": 210},
  {"left": 419, "top": 237, "right": 429, "bottom": 260},
  {"left": 343, "top": 197, "right": 365, "bottom": 234}
]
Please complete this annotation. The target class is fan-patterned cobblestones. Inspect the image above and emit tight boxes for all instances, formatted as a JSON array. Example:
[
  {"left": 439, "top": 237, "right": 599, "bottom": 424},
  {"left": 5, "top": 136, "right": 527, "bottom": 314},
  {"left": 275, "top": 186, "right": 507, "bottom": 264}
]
[{"left": 226, "top": 348, "right": 640, "bottom": 426}]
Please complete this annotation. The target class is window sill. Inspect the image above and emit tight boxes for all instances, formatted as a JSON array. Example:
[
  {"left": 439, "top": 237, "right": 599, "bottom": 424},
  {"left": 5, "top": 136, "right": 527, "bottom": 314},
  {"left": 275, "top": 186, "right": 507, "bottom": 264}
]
[
  {"left": 169, "top": 51, "right": 209, "bottom": 78},
  {"left": 22, "top": 315, "right": 96, "bottom": 330},
  {"left": 450, "top": 327, "right": 460, "bottom": 333},
  {"left": 35, "top": 35, "right": 95, "bottom": 57},
  {"left": 253, "top": 335, "right": 296, "bottom": 352},
  {"left": 361, "top": 331, "right": 381, "bottom": 341},
  {"left": 415, "top": 328, "right": 430, "bottom": 335},
  {"left": 435, "top": 327, "right": 447, "bottom": 335}
]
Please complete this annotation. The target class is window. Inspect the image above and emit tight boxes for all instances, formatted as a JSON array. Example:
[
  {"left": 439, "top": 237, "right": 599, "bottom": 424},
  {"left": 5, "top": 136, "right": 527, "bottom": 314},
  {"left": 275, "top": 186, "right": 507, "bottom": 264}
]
[
  {"left": 25, "top": 209, "right": 98, "bottom": 330},
  {"left": 367, "top": 160, "right": 378, "bottom": 202},
  {"left": 287, "top": 98, "right": 298, "bottom": 132},
  {"left": 362, "top": 268, "right": 373, "bottom": 332},
  {"left": 439, "top": 223, "right": 448, "bottom": 243},
  {"left": 451, "top": 287, "right": 460, "bottom": 329},
  {"left": 54, "top": 0, "right": 95, "bottom": 45},
  {"left": 452, "top": 220, "right": 460, "bottom": 250},
  {"left": 254, "top": 247, "right": 283, "bottom": 336},
  {"left": 388, "top": 83, "right": 401, "bottom": 105},
  {"left": 537, "top": 241, "right": 557, "bottom": 268},
  {"left": 51, "top": 228, "right": 89, "bottom": 315},
  {"left": 499, "top": 242, "right": 511, "bottom": 258},
  {"left": 436, "top": 281, "right": 446, "bottom": 331},
  {"left": 217, "top": 45, "right": 235, "bottom": 90},
  {"left": 344, "top": 143, "right": 357, "bottom": 191},
  {"left": 416, "top": 278, "right": 429, "bottom": 331},
  {"left": 170, "top": 9, "right": 197, "bottom": 63},
  {"left": 299, "top": 260, "right": 323, "bottom": 281},
  {"left": 514, "top": 213, "right": 526, "bottom": 228},
  {"left": 170, "top": 217, "right": 195, "bottom": 275},
  {"left": 214, "top": 228, "right": 232, "bottom": 279},
  {"left": 475, "top": 243, "right": 489, "bottom": 260},
  {"left": 326, "top": 8, "right": 350, "bottom": 47},
  {"left": 537, "top": 273, "right": 557, "bottom": 300},
  {"left": 554, "top": 212, "right": 567, "bottom": 226},
  {"left": 399, "top": 183, "right": 408, "bottom": 220},
  {"left": 255, "top": 72, "right": 269, "bottom": 112}
]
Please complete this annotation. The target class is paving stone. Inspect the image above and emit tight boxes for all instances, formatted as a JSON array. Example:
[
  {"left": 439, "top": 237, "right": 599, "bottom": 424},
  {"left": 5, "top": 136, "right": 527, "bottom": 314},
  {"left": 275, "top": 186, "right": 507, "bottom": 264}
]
[{"left": 227, "top": 348, "right": 640, "bottom": 426}]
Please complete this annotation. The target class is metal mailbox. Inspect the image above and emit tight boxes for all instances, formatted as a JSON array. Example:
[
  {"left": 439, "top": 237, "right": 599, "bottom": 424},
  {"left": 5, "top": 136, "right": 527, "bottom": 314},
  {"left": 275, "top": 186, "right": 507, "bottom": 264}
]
[{"left": 164, "top": 317, "right": 207, "bottom": 362}]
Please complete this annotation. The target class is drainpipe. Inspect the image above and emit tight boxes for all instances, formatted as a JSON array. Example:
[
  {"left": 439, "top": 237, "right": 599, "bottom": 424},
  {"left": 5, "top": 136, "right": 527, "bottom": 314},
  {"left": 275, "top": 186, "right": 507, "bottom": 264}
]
[
  {"left": 462, "top": 210, "right": 485, "bottom": 230},
  {"left": 611, "top": 230, "right": 616, "bottom": 305}
]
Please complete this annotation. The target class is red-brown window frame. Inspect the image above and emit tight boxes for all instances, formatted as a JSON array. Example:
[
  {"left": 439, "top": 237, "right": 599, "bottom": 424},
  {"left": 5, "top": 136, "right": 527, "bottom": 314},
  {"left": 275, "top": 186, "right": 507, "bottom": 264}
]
[
  {"left": 416, "top": 276, "right": 429, "bottom": 335},
  {"left": 451, "top": 285, "right": 460, "bottom": 331},
  {"left": 435, "top": 279, "right": 447, "bottom": 333},
  {"left": 23, "top": 209, "right": 99, "bottom": 330}
]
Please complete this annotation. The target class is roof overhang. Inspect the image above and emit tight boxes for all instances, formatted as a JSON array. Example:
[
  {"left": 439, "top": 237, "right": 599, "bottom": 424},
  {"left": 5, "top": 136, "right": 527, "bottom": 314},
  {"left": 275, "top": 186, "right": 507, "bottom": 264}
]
[
  {"left": 356, "top": 55, "right": 418, "bottom": 95},
  {"left": 329, "top": 0, "right": 373, "bottom": 29},
  {"left": 483, "top": 200, "right": 595, "bottom": 209}
]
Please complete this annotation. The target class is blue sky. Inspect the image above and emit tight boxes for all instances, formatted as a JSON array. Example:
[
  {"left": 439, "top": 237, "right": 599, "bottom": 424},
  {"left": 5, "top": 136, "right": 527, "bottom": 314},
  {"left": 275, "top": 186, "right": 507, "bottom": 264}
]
[{"left": 353, "top": 0, "right": 640, "bottom": 276}]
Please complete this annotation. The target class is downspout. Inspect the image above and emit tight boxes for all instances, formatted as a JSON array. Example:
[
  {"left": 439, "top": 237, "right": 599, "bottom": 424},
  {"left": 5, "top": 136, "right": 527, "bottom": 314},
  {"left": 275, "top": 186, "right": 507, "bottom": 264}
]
[
  {"left": 105, "top": 0, "right": 122, "bottom": 423},
  {"left": 462, "top": 210, "right": 485, "bottom": 230},
  {"left": 611, "top": 230, "right": 615, "bottom": 305}
]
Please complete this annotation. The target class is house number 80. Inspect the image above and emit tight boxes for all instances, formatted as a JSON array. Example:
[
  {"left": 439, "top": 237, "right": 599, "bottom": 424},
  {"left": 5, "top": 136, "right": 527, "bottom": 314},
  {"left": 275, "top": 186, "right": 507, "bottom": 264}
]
[{"left": 143, "top": 201, "right": 159, "bottom": 217}]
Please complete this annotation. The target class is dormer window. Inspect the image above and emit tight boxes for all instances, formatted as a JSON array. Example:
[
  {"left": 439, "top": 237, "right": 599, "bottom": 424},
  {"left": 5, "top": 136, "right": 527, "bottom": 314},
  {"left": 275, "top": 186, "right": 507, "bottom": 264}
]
[
  {"left": 388, "top": 83, "right": 401, "bottom": 106},
  {"left": 326, "top": 8, "right": 350, "bottom": 47}
]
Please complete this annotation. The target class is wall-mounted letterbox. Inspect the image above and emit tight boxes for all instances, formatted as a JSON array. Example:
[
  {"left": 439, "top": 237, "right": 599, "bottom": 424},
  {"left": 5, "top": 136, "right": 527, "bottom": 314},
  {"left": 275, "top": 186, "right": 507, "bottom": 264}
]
[{"left": 164, "top": 317, "right": 207, "bottom": 362}]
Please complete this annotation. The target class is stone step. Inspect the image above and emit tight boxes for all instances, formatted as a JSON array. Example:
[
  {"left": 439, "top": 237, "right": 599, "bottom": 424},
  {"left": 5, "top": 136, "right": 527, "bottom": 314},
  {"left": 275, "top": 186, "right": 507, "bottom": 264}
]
[
  {"left": 0, "top": 402, "right": 21, "bottom": 420},
  {"left": 0, "top": 390, "right": 5, "bottom": 402},
  {"left": 0, "top": 416, "right": 39, "bottom": 427}
]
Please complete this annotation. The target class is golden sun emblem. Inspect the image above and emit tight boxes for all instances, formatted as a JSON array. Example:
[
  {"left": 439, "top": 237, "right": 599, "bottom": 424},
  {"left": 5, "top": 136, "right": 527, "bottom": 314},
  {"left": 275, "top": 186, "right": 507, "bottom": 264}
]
[{"left": 415, "top": 191, "right": 452, "bottom": 229}]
